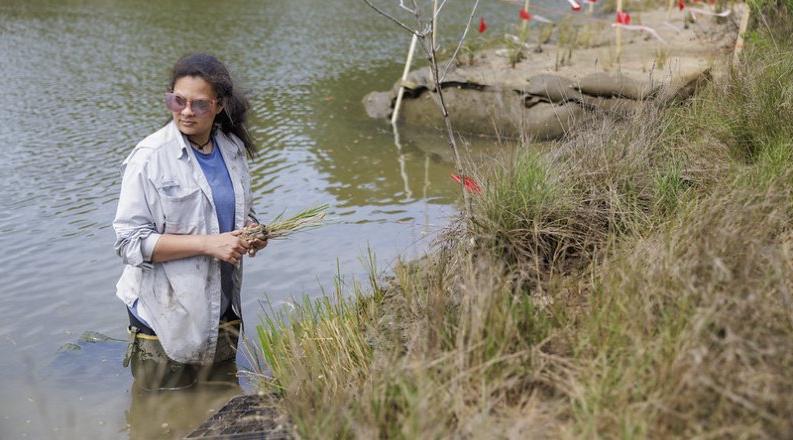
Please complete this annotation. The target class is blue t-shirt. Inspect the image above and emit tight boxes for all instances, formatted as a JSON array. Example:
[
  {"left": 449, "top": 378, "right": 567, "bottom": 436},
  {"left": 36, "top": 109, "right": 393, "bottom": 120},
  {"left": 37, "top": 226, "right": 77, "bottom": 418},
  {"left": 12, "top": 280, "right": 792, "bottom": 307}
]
[
  {"left": 194, "top": 138, "right": 236, "bottom": 234},
  {"left": 194, "top": 137, "right": 236, "bottom": 317}
]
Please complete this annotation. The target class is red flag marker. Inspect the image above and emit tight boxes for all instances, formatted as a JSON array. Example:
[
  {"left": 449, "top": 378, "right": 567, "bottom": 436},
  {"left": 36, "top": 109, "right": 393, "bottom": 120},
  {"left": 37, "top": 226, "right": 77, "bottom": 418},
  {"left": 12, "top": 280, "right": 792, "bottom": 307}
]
[
  {"left": 519, "top": 8, "right": 532, "bottom": 21},
  {"left": 451, "top": 174, "right": 482, "bottom": 194},
  {"left": 478, "top": 17, "right": 488, "bottom": 33},
  {"left": 678, "top": 0, "right": 685, "bottom": 10},
  {"left": 616, "top": 11, "right": 631, "bottom": 25}
]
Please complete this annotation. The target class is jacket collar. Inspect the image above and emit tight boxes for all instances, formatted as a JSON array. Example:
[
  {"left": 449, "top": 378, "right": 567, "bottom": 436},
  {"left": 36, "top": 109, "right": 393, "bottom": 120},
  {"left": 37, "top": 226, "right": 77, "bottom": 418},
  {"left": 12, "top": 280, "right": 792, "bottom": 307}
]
[
  {"left": 166, "top": 120, "right": 241, "bottom": 160},
  {"left": 164, "top": 120, "right": 191, "bottom": 160},
  {"left": 216, "top": 130, "right": 242, "bottom": 160}
]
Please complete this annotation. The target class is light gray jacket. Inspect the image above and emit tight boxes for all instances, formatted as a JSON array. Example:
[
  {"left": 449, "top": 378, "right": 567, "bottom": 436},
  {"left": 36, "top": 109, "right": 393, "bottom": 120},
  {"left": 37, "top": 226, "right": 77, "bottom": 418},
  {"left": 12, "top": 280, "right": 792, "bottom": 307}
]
[{"left": 113, "top": 121, "right": 254, "bottom": 364}]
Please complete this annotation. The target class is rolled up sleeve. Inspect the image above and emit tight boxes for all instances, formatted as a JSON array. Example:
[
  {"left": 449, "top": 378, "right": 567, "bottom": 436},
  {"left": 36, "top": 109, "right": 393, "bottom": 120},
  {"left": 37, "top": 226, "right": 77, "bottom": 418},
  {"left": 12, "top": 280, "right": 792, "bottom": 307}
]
[{"left": 113, "top": 152, "right": 161, "bottom": 268}]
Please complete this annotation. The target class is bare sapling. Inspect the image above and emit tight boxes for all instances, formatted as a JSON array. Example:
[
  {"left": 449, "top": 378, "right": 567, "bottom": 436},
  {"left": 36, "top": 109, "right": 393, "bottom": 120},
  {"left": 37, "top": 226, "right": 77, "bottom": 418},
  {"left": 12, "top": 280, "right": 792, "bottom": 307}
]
[{"left": 362, "top": 0, "right": 480, "bottom": 218}]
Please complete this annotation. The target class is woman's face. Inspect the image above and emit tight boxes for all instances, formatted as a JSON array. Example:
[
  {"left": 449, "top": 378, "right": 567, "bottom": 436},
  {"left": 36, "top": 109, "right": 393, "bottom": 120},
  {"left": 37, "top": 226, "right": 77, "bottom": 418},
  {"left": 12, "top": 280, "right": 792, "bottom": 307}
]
[{"left": 170, "top": 76, "right": 223, "bottom": 139}]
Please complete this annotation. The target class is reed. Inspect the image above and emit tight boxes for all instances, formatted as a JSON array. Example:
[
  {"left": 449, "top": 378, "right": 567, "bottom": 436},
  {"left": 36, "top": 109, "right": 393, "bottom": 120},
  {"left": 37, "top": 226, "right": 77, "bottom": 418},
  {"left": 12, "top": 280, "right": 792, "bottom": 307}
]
[{"left": 241, "top": 204, "right": 329, "bottom": 241}]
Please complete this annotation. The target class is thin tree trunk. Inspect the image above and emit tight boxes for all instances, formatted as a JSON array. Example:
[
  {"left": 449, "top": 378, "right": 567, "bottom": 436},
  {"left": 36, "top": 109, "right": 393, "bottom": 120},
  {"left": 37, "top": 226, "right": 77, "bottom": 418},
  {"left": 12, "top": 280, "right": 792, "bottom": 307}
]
[{"left": 363, "top": 0, "right": 480, "bottom": 220}]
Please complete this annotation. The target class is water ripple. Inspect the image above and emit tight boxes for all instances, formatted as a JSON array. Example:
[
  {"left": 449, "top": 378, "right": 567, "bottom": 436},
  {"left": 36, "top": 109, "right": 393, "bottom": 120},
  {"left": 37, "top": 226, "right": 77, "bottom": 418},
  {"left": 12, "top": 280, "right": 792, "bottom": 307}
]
[{"left": 0, "top": 0, "right": 560, "bottom": 437}]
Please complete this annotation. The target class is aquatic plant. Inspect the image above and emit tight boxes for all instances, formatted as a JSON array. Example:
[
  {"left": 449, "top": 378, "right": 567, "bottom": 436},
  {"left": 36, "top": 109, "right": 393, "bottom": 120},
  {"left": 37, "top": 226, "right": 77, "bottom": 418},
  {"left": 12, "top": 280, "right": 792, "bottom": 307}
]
[
  {"left": 458, "top": 17, "right": 493, "bottom": 66},
  {"left": 241, "top": 204, "right": 329, "bottom": 241},
  {"left": 555, "top": 17, "right": 580, "bottom": 70},
  {"left": 504, "top": 7, "right": 535, "bottom": 68}
]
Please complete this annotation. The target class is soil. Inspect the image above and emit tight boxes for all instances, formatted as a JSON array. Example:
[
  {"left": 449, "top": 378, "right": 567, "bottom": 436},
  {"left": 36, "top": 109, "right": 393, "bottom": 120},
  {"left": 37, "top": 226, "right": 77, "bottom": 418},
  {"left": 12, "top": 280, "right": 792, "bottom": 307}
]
[{"left": 184, "top": 394, "right": 291, "bottom": 439}]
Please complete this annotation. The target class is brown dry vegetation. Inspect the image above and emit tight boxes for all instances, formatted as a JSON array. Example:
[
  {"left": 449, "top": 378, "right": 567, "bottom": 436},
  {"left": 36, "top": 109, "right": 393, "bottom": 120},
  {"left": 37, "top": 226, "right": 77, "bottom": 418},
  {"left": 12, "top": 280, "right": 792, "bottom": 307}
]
[{"left": 255, "top": 2, "right": 793, "bottom": 438}]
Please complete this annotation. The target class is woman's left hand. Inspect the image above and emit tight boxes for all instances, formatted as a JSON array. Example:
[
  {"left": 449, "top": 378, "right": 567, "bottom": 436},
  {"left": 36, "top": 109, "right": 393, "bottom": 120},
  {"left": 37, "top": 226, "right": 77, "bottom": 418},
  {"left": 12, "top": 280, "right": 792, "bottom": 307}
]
[{"left": 244, "top": 222, "right": 268, "bottom": 257}]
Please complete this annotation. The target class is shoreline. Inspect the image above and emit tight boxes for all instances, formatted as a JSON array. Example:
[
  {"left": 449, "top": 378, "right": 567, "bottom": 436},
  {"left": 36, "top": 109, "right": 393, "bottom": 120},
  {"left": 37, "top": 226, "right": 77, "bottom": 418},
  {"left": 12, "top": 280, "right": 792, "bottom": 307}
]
[{"left": 193, "top": 2, "right": 793, "bottom": 438}]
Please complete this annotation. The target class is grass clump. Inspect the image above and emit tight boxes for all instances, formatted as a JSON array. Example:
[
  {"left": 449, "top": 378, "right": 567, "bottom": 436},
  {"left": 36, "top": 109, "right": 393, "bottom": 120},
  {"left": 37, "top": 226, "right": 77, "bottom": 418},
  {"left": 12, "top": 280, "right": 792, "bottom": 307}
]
[
  {"left": 254, "top": 3, "right": 793, "bottom": 438},
  {"left": 566, "top": 169, "right": 793, "bottom": 437}
]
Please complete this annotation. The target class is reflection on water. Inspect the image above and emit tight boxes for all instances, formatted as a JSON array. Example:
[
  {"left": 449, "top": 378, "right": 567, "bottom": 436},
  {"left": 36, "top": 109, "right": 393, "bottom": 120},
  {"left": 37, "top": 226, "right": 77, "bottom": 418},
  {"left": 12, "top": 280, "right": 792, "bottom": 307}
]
[
  {"left": 0, "top": 0, "right": 559, "bottom": 437},
  {"left": 43, "top": 334, "right": 258, "bottom": 439},
  {"left": 127, "top": 363, "right": 241, "bottom": 440}
]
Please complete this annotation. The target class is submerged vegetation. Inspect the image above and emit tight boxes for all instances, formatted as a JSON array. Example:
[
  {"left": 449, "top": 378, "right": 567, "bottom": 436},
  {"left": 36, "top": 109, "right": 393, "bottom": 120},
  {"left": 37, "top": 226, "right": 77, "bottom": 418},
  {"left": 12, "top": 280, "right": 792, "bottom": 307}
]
[{"left": 255, "top": 2, "right": 793, "bottom": 437}]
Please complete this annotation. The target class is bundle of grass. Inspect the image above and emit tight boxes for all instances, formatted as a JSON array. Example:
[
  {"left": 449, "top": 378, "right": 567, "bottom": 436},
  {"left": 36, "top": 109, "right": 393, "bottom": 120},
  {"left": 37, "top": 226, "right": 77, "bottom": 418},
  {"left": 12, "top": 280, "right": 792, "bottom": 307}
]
[{"left": 241, "top": 204, "right": 329, "bottom": 242}]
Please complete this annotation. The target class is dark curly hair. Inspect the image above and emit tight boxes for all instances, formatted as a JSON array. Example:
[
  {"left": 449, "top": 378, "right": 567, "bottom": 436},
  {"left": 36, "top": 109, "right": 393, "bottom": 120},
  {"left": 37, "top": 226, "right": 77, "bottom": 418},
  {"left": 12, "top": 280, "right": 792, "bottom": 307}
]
[{"left": 169, "top": 53, "right": 257, "bottom": 158}]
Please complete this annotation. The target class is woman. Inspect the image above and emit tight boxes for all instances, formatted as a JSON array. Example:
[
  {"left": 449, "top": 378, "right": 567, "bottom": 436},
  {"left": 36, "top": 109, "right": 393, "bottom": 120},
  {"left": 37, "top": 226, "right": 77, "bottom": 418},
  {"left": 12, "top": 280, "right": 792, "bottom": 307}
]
[{"left": 113, "top": 53, "right": 266, "bottom": 389}]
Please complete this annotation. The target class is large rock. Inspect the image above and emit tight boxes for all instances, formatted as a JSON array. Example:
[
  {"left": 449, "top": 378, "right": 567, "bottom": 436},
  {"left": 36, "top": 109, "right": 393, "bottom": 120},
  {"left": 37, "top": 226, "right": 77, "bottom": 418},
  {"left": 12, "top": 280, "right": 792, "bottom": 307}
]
[
  {"left": 399, "top": 85, "right": 586, "bottom": 140},
  {"left": 363, "top": 91, "right": 392, "bottom": 119},
  {"left": 575, "top": 72, "right": 658, "bottom": 100},
  {"left": 362, "top": 5, "right": 744, "bottom": 139},
  {"left": 523, "top": 74, "right": 582, "bottom": 103}
]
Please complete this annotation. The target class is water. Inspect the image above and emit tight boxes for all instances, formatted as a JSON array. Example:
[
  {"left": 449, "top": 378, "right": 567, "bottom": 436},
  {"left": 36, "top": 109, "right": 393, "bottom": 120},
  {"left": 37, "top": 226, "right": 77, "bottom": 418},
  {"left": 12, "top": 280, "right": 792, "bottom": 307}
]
[{"left": 0, "top": 0, "right": 558, "bottom": 437}]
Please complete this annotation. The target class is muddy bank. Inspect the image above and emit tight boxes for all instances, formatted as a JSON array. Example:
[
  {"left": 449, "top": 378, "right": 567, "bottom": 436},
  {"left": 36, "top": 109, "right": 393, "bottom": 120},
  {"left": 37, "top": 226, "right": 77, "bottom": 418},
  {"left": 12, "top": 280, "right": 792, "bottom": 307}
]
[
  {"left": 364, "top": 5, "right": 746, "bottom": 139},
  {"left": 185, "top": 394, "right": 291, "bottom": 439}
]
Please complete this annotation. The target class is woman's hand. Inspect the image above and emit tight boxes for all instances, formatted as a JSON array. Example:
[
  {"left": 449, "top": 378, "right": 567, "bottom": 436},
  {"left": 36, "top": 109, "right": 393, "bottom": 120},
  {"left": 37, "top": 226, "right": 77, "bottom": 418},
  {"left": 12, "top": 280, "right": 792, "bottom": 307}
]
[
  {"left": 203, "top": 231, "right": 250, "bottom": 265},
  {"left": 244, "top": 223, "right": 269, "bottom": 257}
]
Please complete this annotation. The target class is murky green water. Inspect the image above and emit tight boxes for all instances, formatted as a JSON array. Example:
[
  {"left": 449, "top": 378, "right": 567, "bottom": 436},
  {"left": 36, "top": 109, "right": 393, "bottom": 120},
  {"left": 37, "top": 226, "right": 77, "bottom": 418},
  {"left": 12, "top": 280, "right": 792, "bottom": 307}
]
[{"left": 0, "top": 0, "right": 562, "bottom": 437}]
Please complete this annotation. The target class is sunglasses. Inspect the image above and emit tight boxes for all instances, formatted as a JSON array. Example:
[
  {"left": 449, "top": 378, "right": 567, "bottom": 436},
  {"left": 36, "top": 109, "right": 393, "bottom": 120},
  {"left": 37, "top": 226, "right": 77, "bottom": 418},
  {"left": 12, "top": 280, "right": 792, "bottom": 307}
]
[{"left": 164, "top": 92, "right": 217, "bottom": 116}]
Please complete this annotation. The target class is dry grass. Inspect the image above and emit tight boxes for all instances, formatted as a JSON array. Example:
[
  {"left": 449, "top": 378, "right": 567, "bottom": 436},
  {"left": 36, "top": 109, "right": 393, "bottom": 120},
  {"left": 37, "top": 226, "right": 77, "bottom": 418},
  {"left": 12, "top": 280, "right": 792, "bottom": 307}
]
[
  {"left": 574, "top": 175, "right": 793, "bottom": 438},
  {"left": 241, "top": 204, "right": 329, "bottom": 241},
  {"left": 253, "top": 3, "right": 793, "bottom": 438}
]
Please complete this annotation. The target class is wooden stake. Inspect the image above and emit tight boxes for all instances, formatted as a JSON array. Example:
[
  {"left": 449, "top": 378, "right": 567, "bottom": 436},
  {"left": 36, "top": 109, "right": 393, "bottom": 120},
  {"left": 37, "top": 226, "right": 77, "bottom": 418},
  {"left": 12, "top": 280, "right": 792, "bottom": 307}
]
[
  {"left": 432, "top": 0, "right": 438, "bottom": 49},
  {"left": 616, "top": 0, "right": 623, "bottom": 63},
  {"left": 391, "top": 34, "right": 419, "bottom": 126},
  {"left": 392, "top": 124, "right": 412, "bottom": 198},
  {"left": 733, "top": 4, "right": 751, "bottom": 67}
]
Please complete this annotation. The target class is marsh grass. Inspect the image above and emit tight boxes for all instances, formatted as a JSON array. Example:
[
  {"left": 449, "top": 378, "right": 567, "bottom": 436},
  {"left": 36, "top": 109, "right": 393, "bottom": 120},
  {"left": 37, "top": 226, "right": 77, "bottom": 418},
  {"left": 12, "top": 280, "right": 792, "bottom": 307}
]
[{"left": 254, "top": 3, "right": 793, "bottom": 437}]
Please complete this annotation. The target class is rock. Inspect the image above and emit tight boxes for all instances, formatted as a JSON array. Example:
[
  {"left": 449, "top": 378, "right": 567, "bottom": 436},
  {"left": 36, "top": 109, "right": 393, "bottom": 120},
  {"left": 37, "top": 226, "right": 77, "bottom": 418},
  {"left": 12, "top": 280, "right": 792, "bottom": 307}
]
[
  {"left": 363, "top": 91, "right": 392, "bottom": 119},
  {"left": 660, "top": 66, "right": 713, "bottom": 102},
  {"left": 578, "top": 96, "right": 644, "bottom": 116},
  {"left": 575, "top": 72, "right": 658, "bottom": 100},
  {"left": 57, "top": 343, "right": 82, "bottom": 352},
  {"left": 79, "top": 331, "right": 124, "bottom": 343},
  {"left": 399, "top": 86, "right": 585, "bottom": 140},
  {"left": 185, "top": 394, "right": 291, "bottom": 439},
  {"left": 522, "top": 102, "right": 586, "bottom": 140},
  {"left": 361, "top": 4, "right": 745, "bottom": 139},
  {"left": 523, "top": 74, "right": 581, "bottom": 103}
]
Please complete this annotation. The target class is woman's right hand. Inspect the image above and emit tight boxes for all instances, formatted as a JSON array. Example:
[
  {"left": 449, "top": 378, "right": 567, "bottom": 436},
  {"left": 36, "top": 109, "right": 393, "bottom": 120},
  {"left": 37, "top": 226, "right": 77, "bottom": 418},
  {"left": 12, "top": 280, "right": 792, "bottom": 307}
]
[{"left": 203, "top": 231, "right": 250, "bottom": 265}]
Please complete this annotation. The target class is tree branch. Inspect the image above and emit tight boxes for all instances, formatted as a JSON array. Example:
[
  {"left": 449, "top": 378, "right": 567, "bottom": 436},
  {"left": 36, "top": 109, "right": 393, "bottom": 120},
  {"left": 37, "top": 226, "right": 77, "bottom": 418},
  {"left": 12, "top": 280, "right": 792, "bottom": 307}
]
[
  {"left": 365, "top": 0, "right": 475, "bottom": 219},
  {"left": 424, "top": 9, "right": 473, "bottom": 215},
  {"left": 362, "top": 0, "right": 421, "bottom": 36},
  {"left": 399, "top": 0, "right": 416, "bottom": 14},
  {"left": 440, "top": 0, "right": 480, "bottom": 82},
  {"left": 435, "top": 0, "right": 448, "bottom": 17}
]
